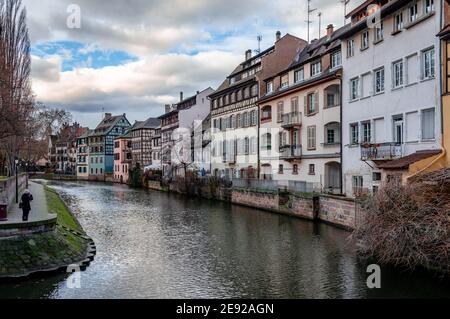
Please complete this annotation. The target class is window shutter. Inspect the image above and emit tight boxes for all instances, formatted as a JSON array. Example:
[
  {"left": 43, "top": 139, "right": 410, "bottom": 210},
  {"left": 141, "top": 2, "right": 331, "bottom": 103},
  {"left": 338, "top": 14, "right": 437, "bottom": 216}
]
[
  {"left": 304, "top": 96, "right": 308, "bottom": 115},
  {"left": 314, "top": 92, "right": 319, "bottom": 113}
]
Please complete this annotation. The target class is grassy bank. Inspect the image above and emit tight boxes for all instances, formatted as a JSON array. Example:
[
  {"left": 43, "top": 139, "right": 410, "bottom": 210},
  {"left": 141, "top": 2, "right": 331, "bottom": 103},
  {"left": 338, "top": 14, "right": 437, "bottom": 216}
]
[
  {"left": 45, "top": 186, "right": 84, "bottom": 234},
  {"left": 0, "top": 186, "right": 90, "bottom": 279}
]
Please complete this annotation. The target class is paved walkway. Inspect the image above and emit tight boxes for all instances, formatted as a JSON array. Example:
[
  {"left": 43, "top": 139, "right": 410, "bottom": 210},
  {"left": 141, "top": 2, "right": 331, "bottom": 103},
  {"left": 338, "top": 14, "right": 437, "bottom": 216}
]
[{"left": 2, "top": 181, "right": 56, "bottom": 225}]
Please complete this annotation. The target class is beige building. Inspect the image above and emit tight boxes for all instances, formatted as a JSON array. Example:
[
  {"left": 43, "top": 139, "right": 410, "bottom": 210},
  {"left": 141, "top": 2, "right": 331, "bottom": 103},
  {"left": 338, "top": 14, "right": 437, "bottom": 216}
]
[{"left": 257, "top": 25, "right": 344, "bottom": 193}]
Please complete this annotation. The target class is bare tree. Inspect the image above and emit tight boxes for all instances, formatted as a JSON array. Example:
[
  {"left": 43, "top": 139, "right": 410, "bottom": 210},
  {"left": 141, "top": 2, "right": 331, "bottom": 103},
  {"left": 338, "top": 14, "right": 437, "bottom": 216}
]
[{"left": 0, "top": 0, "right": 33, "bottom": 173}]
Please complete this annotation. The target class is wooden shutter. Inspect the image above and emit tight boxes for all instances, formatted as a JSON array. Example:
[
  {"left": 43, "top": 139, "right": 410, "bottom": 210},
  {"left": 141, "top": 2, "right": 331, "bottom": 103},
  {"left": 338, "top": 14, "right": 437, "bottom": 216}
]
[
  {"left": 304, "top": 95, "right": 308, "bottom": 115},
  {"left": 314, "top": 92, "right": 319, "bottom": 113}
]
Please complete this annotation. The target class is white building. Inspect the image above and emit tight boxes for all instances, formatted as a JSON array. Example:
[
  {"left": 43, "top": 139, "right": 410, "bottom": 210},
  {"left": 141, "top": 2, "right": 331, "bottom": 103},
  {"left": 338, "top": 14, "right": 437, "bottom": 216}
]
[{"left": 341, "top": 0, "right": 442, "bottom": 196}]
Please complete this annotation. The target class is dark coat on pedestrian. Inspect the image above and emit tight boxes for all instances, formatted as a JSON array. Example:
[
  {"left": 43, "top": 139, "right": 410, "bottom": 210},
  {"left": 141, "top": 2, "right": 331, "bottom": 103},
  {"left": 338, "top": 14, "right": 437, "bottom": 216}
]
[{"left": 21, "top": 192, "right": 33, "bottom": 214}]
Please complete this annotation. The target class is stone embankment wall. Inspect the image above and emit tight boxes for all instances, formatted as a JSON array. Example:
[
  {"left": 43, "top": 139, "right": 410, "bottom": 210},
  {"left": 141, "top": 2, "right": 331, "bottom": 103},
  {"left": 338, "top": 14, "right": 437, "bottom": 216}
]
[
  {"left": 231, "top": 188, "right": 359, "bottom": 230},
  {"left": 0, "top": 174, "right": 27, "bottom": 211}
]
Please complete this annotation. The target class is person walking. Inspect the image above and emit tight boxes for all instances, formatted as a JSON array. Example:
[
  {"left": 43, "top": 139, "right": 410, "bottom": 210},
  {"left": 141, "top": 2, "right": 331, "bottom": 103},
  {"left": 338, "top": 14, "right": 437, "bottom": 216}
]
[{"left": 19, "top": 189, "right": 33, "bottom": 222}]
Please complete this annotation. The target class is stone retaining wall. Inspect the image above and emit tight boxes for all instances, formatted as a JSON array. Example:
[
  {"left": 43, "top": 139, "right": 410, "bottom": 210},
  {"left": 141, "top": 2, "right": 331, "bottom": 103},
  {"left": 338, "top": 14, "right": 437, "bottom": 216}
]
[
  {"left": 231, "top": 189, "right": 359, "bottom": 230},
  {"left": 0, "top": 217, "right": 57, "bottom": 238},
  {"left": 0, "top": 174, "right": 27, "bottom": 211}
]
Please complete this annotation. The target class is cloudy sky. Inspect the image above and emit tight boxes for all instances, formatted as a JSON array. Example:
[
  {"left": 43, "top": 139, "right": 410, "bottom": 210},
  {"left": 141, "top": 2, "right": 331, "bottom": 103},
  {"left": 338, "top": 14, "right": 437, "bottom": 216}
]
[{"left": 24, "top": 0, "right": 364, "bottom": 128}]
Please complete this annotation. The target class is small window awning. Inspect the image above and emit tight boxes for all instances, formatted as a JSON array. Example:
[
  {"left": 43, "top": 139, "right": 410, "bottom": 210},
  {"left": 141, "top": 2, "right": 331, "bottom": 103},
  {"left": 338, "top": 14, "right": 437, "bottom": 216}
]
[{"left": 377, "top": 150, "right": 442, "bottom": 170}]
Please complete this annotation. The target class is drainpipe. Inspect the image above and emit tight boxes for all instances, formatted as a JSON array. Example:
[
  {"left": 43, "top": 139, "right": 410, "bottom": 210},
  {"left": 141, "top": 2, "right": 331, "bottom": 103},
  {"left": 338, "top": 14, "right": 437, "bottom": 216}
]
[{"left": 338, "top": 74, "right": 344, "bottom": 195}]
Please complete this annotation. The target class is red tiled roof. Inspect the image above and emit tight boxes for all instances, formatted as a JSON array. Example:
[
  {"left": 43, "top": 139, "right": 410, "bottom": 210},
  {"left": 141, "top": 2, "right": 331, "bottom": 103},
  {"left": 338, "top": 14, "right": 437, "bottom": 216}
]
[{"left": 377, "top": 150, "right": 442, "bottom": 169}]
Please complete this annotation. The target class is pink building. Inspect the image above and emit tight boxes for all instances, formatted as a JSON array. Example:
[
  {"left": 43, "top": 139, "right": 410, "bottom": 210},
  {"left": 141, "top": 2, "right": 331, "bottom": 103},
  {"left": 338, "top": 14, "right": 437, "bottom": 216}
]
[{"left": 114, "top": 131, "right": 132, "bottom": 184}]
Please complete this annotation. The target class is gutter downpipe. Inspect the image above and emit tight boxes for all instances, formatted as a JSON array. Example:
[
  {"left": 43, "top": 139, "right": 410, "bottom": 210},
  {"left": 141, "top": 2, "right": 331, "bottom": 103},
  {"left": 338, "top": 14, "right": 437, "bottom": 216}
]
[
  {"left": 338, "top": 73, "right": 344, "bottom": 195},
  {"left": 407, "top": 0, "right": 447, "bottom": 181}
]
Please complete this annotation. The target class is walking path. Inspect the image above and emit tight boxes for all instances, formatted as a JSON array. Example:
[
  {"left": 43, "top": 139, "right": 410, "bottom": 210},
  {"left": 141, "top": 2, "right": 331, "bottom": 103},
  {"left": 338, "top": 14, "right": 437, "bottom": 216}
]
[{"left": 2, "top": 181, "right": 56, "bottom": 225}]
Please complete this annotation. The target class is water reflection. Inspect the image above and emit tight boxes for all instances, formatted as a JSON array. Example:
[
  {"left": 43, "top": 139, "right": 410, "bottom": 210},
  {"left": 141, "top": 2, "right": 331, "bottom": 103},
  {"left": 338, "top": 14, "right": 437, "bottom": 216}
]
[{"left": 0, "top": 180, "right": 448, "bottom": 299}]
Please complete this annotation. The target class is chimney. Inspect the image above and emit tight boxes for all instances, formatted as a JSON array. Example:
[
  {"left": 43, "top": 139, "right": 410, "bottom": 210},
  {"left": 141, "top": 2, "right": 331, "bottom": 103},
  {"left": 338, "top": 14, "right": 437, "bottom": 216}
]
[
  {"left": 326, "top": 24, "right": 334, "bottom": 38},
  {"left": 276, "top": 31, "right": 281, "bottom": 42},
  {"left": 245, "top": 49, "right": 252, "bottom": 60},
  {"left": 104, "top": 113, "right": 112, "bottom": 119},
  {"left": 180, "top": 91, "right": 184, "bottom": 102},
  {"left": 165, "top": 104, "right": 171, "bottom": 113}
]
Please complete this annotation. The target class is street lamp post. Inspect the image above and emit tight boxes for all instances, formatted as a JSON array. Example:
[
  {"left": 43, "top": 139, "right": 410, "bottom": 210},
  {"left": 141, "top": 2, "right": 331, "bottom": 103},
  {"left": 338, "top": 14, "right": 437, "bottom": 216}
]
[
  {"left": 26, "top": 163, "right": 29, "bottom": 188},
  {"left": 15, "top": 159, "right": 19, "bottom": 204}
]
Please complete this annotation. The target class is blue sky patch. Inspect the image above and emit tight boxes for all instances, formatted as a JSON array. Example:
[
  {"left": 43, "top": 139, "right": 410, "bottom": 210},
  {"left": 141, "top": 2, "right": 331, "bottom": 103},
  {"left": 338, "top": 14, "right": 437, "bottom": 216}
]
[{"left": 31, "top": 41, "right": 138, "bottom": 71}]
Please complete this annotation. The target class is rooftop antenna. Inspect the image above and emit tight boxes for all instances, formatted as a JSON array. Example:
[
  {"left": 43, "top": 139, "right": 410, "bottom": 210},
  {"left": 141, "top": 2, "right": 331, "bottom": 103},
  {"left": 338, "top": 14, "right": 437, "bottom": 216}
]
[
  {"left": 255, "top": 35, "right": 262, "bottom": 55},
  {"left": 318, "top": 12, "right": 322, "bottom": 38},
  {"left": 341, "top": 0, "right": 350, "bottom": 26},
  {"left": 305, "top": 0, "right": 317, "bottom": 43}
]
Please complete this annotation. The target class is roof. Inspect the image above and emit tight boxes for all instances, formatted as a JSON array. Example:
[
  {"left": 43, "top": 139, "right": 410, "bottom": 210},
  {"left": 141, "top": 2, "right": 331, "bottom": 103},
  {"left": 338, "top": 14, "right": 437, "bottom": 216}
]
[
  {"left": 131, "top": 118, "right": 160, "bottom": 131},
  {"left": 438, "top": 24, "right": 450, "bottom": 38},
  {"left": 338, "top": 0, "right": 412, "bottom": 39},
  {"left": 345, "top": 0, "right": 378, "bottom": 19},
  {"left": 377, "top": 150, "right": 442, "bottom": 169},
  {"left": 289, "top": 24, "right": 350, "bottom": 70},
  {"left": 259, "top": 68, "right": 341, "bottom": 103},
  {"left": 158, "top": 109, "right": 179, "bottom": 120},
  {"left": 94, "top": 114, "right": 129, "bottom": 135}
]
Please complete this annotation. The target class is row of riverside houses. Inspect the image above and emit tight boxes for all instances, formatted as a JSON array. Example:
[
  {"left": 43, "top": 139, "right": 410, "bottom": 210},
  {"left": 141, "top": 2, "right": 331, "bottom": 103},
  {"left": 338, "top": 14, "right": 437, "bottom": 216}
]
[{"left": 58, "top": 0, "right": 449, "bottom": 198}]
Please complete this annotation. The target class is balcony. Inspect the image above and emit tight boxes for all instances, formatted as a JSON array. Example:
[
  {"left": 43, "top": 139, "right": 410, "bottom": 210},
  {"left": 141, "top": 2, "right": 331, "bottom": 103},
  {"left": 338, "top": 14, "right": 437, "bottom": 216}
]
[
  {"left": 360, "top": 142, "right": 403, "bottom": 161},
  {"left": 281, "top": 112, "right": 302, "bottom": 129},
  {"left": 222, "top": 153, "right": 236, "bottom": 164},
  {"left": 279, "top": 145, "right": 302, "bottom": 161}
]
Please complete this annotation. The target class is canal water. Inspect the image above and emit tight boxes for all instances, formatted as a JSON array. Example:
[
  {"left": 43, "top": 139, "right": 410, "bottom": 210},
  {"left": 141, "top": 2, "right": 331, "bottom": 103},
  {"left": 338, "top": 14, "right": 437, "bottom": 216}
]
[{"left": 0, "top": 180, "right": 449, "bottom": 299}]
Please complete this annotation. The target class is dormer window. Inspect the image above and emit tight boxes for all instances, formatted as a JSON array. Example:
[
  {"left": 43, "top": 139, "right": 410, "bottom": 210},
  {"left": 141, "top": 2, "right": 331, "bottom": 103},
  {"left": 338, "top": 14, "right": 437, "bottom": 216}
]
[
  {"left": 425, "top": 0, "right": 434, "bottom": 14},
  {"left": 409, "top": 3, "right": 418, "bottom": 23},
  {"left": 394, "top": 13, "right": 403, "bottom": 32},
  {"left": 331, "top": 51, "right": 341, "bottom": 69},
  {"left": 294, "top": 68, "right": 304, "bottom": 83},
  {"left": 280, "top": 74, "right": 289, "bottom": 89},
  {"left": 266, "top": 81, "right": 274, "bottom": 94},
  {"left": 361, "top": 30, "right": 369, "bottom": 50},
  {"left": 374, "top": 22, "right": 383, "bottom": 43},
  {"left": 311, "top": 60, "right": 322, "bottom": 77}
]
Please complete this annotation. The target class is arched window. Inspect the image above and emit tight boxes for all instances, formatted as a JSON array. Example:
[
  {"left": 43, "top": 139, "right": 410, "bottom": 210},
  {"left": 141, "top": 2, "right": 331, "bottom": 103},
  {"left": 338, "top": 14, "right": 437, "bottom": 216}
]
[{"left": 261, "top": 105, "right": 272, "bottom": 121}]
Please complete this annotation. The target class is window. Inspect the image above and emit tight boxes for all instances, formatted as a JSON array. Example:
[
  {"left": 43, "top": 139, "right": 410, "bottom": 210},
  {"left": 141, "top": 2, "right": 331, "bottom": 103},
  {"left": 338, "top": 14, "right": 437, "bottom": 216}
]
[
  {"left": 277, "top": 102, "right": 284, "bottom": 122},
  {"left": 238, "top": 114, "right": 243, "bottom": 128},
  {"left": 352, "top": 176, "right": 363, "bottom": 191},
  {"left": 374, "top": 22, "right": 383, "bottom": 42},
  {"left": 252, "top": 110, "right": 258, "bottom": 126},
  {"left": 327, "top": 128, "right": 336, "bottom": 144},
  {"left": 281, "top": 74, "right": 289, "bottom": 89},
  {"left": 347, "top": 39, "right": 355, "bottom": 57},
  {"left": 261, "top": 106, "right": 272, "bottom": 121},
  {"left": 309, "top": 164, "right": 315, "bottom": 175},
  {"left": 394, "top": 13, "right": 403, "bottom": 32},
  {"left": 422, "top": 48, "right": 435, "bottom": 80},
  {"left": 425, "top": 0, "right": 434, "bottom": 14},
  {"left": 331, "top": 51, "right": 342, "bottom": 69},
  {"left": 409, "top": 3, "right": 418, "bottom": 23},
  {"left": 244, "top": 87, "right": 250, "bottom": 99},
  {"left": 262, "top": 133, "right": 272, "bottom": 151},
  {"left": 245, "top": 112, "right": 251, "bottom": 127},
  {"left": 231, "top": 92, "right": 236, "bottom": 103},
  {"left": 307, "top": 126, "right": 316, "bottom": 150},
  {"left": 311, "top": 61, "right": 322, "bottom": 76},
  {"left": 251, "top": 84, "right": 258, "bottom": 97},
  {"left": 393, "top": 61, "right": 404, "bottom": 88},
  {"left": 266, "top": 81, "right": 274, "bottom": 94},
  {"left": 374, "top": 68, "right": 385, "bottom": 94},
  {"left": 293, "top": 164, "right": 299, "bottom": 175},
  {"left": 350, "top": 78, "right": 359, "bottom": 100},
  {"left": 306, "top": 93, "right": 317, "bottom": 115},
  {"left": 421, "top": 108, "right": 435, "bottom": 140},
  {"left": 237, "top": 90, "right": 243, "bottom": 101},
  {"left": 373, "top": 172, "right": 382, "bottom": 181},
  {"left": 278, "top": 165, "right": 284, "bottom": 174},
  {"left": 362, "top": 122, "right": 372, "bottom": 143},
  {"left": 244, "top": 137, "right": 250, "bottom": 155},
  {"left": 350, "top": 123, "right": 359, "bottom": 145},
  {"left": 294, "top": 68, "right": 304, "bottom": 83},
  {"left": 231, "top": 115, "right": 236, "bottom": 128},
  {"left": 361, "top": 31, "right": 369, "bottom": 50}
]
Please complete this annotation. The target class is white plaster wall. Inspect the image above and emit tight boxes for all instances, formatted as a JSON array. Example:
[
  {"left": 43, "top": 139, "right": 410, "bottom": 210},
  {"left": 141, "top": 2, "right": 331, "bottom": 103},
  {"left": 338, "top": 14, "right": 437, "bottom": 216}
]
[{"left": 341, "top": 1, "right": 442, "bottom": 196}]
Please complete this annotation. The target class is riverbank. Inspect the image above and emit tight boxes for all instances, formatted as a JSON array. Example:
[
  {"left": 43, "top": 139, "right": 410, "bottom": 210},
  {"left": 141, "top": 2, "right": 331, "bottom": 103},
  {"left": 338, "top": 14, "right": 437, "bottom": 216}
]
[{"left": 0, "top": 182, "right": 95, "bottom": 280}]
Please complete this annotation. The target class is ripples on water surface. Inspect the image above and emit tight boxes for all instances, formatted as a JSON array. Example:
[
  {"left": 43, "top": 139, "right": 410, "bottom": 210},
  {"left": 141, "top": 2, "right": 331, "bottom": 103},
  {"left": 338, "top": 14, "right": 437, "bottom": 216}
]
[{"left": 0, "top": 181, "right": 449, "bottom": 299}]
